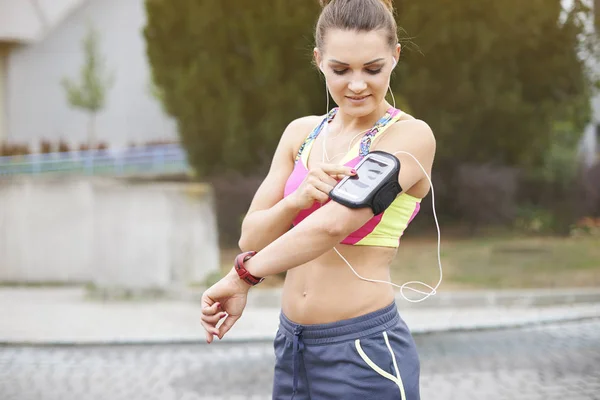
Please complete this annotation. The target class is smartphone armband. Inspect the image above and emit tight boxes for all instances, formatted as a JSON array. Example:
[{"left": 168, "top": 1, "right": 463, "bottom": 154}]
[{"left": 329, "top": 151, "right": 403, "bottom": 215}]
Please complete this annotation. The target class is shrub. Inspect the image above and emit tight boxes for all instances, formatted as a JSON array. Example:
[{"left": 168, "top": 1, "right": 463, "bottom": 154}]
[{"left": 40, "top": 140, "right": 54, "bottom": 154}]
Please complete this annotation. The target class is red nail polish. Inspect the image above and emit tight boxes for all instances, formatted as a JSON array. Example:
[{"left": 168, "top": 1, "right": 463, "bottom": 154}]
[{"left": 351, "top": 169, "right": 357, "bottom": 175}]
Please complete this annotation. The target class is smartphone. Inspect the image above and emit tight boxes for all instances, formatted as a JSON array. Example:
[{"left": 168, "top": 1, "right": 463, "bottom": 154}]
[{"left": 329, "top": 151, "right": 401, "bottom": 210}]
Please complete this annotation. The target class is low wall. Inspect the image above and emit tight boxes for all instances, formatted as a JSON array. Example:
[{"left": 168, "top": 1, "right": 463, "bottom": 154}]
[{"left": 0, "top": 176, "right": 219, "bottom": 290}]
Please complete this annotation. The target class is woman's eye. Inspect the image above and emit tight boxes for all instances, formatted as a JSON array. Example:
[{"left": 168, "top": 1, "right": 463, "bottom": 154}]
[
  {"left": 331, "top": 67, "right": 382, "bottom": 75},
  {"left": 333, "top": 69, "right": 348, "bottom": 75},
  {"left": 366, "top": 68, "right": 383, "bottom": 75}
]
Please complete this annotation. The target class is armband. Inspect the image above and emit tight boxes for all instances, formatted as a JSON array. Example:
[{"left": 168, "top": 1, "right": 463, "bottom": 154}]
[{"left": 329, "top": 151, "right": 402, "bottom": 215}]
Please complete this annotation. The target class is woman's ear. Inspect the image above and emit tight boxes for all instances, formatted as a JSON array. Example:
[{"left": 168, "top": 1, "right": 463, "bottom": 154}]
[
  {"left": 314, "top": 47, "right": 323, "bottom": 73},
  {"left": 393, "top": 43, "right": 401, "bottom": 65}
]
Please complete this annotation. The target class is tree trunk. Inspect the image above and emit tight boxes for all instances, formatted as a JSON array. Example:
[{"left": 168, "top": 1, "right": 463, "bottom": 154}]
[
  {"left": 596, "top": 0, "right": 600, "bottom": 31},
  {"left": 88, "top": 112, "right": 96, "bottom": 150}
]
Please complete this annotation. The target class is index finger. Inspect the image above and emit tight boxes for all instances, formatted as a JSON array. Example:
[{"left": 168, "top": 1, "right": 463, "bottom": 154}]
[
  {"left": 201, "top": 301, "right": 221, "bottom": 316},
  {"left": 319, "top": 163, "right": 356, "bottom": 177}
]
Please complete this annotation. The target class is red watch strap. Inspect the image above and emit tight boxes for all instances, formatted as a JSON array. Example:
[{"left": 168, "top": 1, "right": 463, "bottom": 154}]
[{"left": 234, "top": 251, "right": 264, "bottom": 286}]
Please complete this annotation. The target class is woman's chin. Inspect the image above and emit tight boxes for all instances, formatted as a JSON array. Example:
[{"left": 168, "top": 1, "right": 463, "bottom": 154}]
[{"left": 339, "top": 97, "right": 378, "bottom": 116}]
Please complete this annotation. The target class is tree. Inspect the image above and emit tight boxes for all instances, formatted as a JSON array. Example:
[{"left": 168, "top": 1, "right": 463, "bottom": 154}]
[
  {"left": 144, "top": 0, "right": 324, "bottom": 177},
  {"left": 144, "top": 0, "right": 594, "bottom": 178},
  {"left": 61, "top": 23, "right": 114, "bottom": 150},
  {"left": 394, "top": 0, "right": 594, "bottom": 169}
]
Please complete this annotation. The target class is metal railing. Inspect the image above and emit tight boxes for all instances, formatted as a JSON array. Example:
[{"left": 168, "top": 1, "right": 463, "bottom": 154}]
[{"left": 0, "top": 144, "right": 190, "bottom": 177}]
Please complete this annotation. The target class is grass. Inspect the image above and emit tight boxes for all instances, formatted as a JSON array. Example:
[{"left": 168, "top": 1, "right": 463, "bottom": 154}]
[
  {"left": 219, "top": 235, "right": 600, "bottom": 291},
  {"left": 392, "top": 235, "right": 600, "bottom": 290}
]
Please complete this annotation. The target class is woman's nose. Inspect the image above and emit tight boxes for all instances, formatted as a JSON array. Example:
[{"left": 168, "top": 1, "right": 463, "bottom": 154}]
[{"left": 348, "top": 78, "right": 367, "bottom": 93}]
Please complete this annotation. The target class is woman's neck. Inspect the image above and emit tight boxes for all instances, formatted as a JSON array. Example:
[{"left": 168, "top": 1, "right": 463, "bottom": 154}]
[{"left": 331, "top": 101, "right": 393, "bottom": 138}]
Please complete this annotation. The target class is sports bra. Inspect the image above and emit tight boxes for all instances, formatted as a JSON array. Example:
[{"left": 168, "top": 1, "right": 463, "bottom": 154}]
[{"left": 283, "top": 107, "right": 422, "bottom": 248}]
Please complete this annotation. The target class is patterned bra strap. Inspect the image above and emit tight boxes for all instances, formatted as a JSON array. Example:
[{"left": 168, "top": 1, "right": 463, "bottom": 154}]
[
  {"left": 358, "top": 108, "right": 404, "bottom": 157},
  {"left": 294, "top": 108, "right": 338, "bottom": 162}
]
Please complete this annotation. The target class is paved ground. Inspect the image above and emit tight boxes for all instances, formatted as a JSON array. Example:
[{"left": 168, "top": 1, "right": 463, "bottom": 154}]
[
  {"left": 3, "top": 288, "right": 600, "bottom": 344},
  {"left": 1, "top": 319, "right": 599, "bottom": 400}
]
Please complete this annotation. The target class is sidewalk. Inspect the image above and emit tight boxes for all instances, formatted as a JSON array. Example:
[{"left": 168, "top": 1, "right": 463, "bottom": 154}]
[{"left": 0, "top": 287, "right": 599, "bottom": 345}]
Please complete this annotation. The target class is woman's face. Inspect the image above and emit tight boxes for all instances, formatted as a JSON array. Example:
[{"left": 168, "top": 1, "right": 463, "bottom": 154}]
[{"left": 316, "top": 29, "right": 399, "bottom": 117}]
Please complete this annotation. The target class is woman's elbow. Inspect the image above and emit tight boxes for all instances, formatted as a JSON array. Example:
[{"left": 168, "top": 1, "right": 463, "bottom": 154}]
[
  {"left": 315, "top": 204, "right": 372, "bottom": 238},
  {"left": 238, "top": 233, "right": 254, "bottom": 252},
  {"left": 238, "top": 238, "right": 246, "bottom": 252},
  {"left": 313, "top": 212, "right": 351, "bottom": 239}
]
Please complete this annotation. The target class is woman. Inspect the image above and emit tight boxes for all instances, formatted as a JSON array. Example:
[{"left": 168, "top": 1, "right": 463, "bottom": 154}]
[{"left": 201, "top": 0, "right": 436, "bottom": 398}]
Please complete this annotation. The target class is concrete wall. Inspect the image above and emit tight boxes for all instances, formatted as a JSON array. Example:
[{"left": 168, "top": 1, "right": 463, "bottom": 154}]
[
  {"left": 0, "top": 43, "right": 7, "bottom": 143},
  {"left": 0, "top": 177, "right": 219, "bottom": 289},
  {"left": 5, "top": 0, "right": 177, "bottom": 148}
]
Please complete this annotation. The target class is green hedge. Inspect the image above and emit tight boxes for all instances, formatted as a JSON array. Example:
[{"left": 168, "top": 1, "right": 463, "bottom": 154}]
[{"left": 145, "top": 0, "right": 592, "bottom": 177}]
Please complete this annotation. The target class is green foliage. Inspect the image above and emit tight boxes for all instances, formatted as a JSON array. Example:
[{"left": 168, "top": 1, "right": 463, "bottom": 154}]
[
  {"left": 144, "top": 0, "right": 324, "bottom": 177},
  {"left": 61, "top": 23, "right": 115, "bottom": 147},
  {"left": 514, "top": 205, "right": 558, "bottom": 234},
  {"left": 394, "top": 0, "right": 594, "bottom": 169},
  {"left": 570, "top": 216, "right": 600, "bottom": 237},
  {"left": 535, "top": 121, "right": 580, "bottom": 186},
  {"left": 144, "top": 0, "right": 595, "bottom": 179}
]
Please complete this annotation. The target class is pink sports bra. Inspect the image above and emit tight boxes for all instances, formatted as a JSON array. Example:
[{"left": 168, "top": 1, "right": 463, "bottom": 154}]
[{"left": 283, "top": 107, "right": 422, "bottom": 248}]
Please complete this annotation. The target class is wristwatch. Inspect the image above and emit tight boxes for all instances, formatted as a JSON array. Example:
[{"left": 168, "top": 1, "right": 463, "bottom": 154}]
[{"left": 234, "top": 251, "right": 264, "bottom": 286}]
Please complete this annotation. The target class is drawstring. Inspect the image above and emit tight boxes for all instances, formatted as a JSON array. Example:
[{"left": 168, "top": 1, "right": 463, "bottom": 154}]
[{"left": 291, "top": 326, "right": 304, "bottom": 399}]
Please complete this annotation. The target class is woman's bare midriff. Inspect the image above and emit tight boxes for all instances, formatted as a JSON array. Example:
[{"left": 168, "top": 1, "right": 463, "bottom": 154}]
[{"left": 281, "top": 244, "right": 398, "bottom": 325}]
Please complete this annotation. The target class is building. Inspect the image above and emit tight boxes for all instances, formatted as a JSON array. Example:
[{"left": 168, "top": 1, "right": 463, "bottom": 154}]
[{"left": 0, "top": 0, "right": 177, "bottom": 151}]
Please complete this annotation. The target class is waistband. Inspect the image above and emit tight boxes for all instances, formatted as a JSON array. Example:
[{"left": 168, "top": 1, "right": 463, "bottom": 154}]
[{"left": 278, "top": 302, "right": 400, "bottom": 345}]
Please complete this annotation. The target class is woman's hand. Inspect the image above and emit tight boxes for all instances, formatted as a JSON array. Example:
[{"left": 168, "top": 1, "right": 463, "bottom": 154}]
[
  {"left": 288, "top": 163, "right": 356, "bottom": 210},
  {"left": 200, "top": 270, "right": 251, "bottom": 343}
]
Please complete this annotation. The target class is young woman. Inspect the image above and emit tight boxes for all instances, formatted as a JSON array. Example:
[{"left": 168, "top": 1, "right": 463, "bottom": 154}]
[{"left": 201, "top": 0, "right": 436, "bottom": 398}]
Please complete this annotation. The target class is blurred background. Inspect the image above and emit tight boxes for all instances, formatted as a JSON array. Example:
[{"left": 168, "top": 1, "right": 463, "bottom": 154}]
[{"left": 0, "top": 0, "right": 599, "bottom": 399}]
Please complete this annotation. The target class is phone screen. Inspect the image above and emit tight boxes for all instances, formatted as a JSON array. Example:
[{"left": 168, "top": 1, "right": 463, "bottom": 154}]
[{"left": 337, "top": 157, "right": 389, "bottom": 198}]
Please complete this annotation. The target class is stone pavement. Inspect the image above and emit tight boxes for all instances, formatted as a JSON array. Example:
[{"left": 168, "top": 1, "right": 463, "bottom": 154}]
[
  {"left": 0, "top": 287, "right": 599, "bottom": 344},
  {"left": 1, "top": 319, "right": 599, "bottom": 399}
]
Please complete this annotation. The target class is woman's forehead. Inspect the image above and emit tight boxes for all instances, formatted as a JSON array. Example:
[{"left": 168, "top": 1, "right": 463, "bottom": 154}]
[{"left": 323, "top": 29, "right": 389, "bottom": 62}]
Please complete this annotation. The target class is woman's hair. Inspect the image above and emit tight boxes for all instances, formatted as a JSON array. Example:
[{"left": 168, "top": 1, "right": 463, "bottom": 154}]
[{"left": 316, "top": 0, "right": 398, "bottom": 51}]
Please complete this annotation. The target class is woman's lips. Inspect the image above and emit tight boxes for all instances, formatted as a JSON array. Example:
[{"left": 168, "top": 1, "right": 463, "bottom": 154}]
[{"left": 346, "top": 95, "right": 371, "bottom": 103}]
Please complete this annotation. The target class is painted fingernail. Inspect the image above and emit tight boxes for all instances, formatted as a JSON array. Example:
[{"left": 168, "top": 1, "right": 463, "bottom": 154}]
[
  {"left": 351, "top": 169, "right": 357, "bottom": 175},
  {"left": 215, "top": 302, "right": 220, "bottom": 308},
  {"left": 220, "top": 313, "right": 227, "bottom": 319}
]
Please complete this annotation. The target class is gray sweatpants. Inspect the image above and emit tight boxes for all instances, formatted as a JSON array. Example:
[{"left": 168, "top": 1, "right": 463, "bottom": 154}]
[{"left": 272, "top": 302, "right": 421, "bottom": 400}]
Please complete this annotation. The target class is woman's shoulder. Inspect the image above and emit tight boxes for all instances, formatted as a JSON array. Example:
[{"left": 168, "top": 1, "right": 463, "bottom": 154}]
[
  {"left": 280, "top": 114, "right": 326, "bottom": 152},
  {"left": 381, "top": 113, "right": 435, "bottom": 149},
  {"left": 284, "top": 115, "right": 325, "bottom": 138}
]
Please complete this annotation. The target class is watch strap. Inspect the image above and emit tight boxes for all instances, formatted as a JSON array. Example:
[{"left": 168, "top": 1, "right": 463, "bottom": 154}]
[{"left": 234, "top": 251, "right": 264, "bottom": 286}]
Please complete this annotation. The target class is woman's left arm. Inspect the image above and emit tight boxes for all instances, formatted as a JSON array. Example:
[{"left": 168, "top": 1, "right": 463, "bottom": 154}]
[{"left": 244, "top": 119, "right": 436, "bottom": 278}]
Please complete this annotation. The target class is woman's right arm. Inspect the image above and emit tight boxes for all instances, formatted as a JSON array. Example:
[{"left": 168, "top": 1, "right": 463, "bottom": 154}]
[
  {"left": 239, "top": 116, "right": 356, "bottom": 252},
  {"left": 238, "top": 117, "right": 315, "bottom": 252}
]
